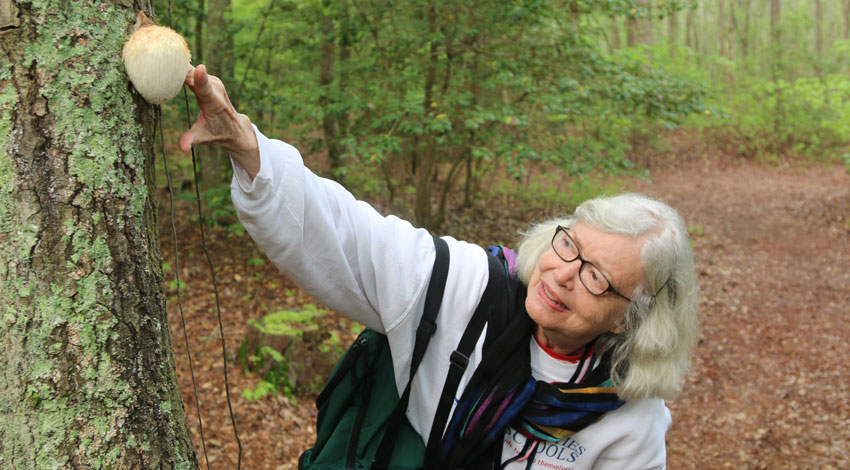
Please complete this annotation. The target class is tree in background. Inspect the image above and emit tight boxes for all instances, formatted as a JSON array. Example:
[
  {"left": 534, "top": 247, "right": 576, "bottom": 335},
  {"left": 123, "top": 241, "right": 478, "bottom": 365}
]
[
  {"left": 258, "top": 0, "right": 706, "bottom": 229},
  {"left": 198, "top": 0, "right": 238, "bottom": 192},
  {"left": 0, "top": 2, "right": 198, "bottom": 468}
]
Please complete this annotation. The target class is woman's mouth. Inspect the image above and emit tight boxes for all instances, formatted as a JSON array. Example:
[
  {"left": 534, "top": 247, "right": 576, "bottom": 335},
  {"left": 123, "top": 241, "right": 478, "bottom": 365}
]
[{"left": 539, "top": 283, "right": 569, "bottom": 311}]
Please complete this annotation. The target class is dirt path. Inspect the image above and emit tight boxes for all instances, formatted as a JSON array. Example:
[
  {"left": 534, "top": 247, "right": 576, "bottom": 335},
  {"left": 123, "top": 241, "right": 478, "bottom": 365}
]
[
  {"left": 631, "top": 160, "right": 850, "bottom": 469},
  {"left": 165, "top": 157, "right": 850, "bottom": 470}
]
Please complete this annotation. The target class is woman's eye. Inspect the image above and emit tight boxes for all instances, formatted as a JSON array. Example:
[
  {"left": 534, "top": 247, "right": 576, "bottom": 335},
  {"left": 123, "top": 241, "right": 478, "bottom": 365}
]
[{"left": 583, "top": 266, "right": 607, "bottom": 290}]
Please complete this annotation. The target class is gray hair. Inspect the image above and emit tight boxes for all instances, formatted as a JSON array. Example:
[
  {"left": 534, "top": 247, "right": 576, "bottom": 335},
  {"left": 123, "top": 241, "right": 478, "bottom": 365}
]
[{"left": 515, "top": 193, "right": 699, "bottom": 401}]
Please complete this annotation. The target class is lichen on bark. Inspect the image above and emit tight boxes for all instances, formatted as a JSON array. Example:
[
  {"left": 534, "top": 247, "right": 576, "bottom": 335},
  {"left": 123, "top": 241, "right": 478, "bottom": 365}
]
[{"left": 0, "top": 1, "right": 198, "bottom": 469}]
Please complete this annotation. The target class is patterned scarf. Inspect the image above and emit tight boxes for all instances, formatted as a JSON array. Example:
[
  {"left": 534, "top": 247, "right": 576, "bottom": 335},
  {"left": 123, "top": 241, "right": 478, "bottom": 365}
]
[{"left": 434, "top": 247, "right": 624, "bottom": 470}]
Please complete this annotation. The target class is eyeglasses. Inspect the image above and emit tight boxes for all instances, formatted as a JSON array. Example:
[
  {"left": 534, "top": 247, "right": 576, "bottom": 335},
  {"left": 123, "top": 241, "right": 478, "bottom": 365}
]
[{"left": 550, "top": 226, "right": 632, "bottom": 302}]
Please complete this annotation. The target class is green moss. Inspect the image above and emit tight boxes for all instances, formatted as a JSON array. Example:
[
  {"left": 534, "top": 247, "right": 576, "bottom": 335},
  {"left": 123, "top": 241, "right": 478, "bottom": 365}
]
[
  {"left": 0, "top": 57, "right": 18, "bottom": 280},
  {"left": 2, "top": 1, "right": 199, "bottom": 468},
  {"left": 23, "top": 1, "right": 148, "bottom": 223}
]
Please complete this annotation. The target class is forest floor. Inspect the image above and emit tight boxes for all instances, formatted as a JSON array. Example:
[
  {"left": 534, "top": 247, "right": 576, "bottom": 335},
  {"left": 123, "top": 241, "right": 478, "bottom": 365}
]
[{"left": 159, "top": 132, "right": 850, "bottom": 470}]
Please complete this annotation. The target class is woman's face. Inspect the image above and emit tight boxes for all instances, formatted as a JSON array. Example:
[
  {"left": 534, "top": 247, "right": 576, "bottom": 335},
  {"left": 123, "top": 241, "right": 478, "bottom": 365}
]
[{"left": 525, "top": 221, "right": 645, "bottom": 355}]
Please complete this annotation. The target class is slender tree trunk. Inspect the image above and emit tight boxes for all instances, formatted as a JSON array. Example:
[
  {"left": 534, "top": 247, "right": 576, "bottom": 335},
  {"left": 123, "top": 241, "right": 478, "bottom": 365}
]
[
  {"left": 770, "top": 0, "right": 781, "bottom": 74},
  {"left": 814, "top": 0, "right": 822, "bottom": 59},
  {"left": 770, "top": 0, "right": 782, "bottom": 137},
  {"left": 844, "top": 0, "right": 850, "bottom": 40},
  {"left": 610, "top": 15, "right": 622, "bottom": 51},
  {"left": 770, "top": 0, "right": 781, "bottom": 42},
  {"left": 415, "top": 0, "right": 439, "bottom": 229},
  {"left": 0, "top": 2, "right": 198, "bottom": 469},
  {"left": 199, "top": 0, "right": 235, "bottom": 192},
  {"left": 737, "top": 0, "right": 751, "bottom": 57},
  {"left": 627, "top": 1, "right": 653, "bottom": 46},
  {"left": 726, "top": 0, "right": 736, "bottom": 60},
  {"left": 195, "top": 0, "right": 205, "bottom": 64},
  {"left": 685, "top": 5, "right": 696, "bottom": 50},
  {"left": 668, "top": 9, "right": 678, "bottom": 55},
  {"left": 718, "top": 0, "right": 726, "bottom": 57},
  {"left": 318, "top": 0, "right": 344, "bottom": 178}
]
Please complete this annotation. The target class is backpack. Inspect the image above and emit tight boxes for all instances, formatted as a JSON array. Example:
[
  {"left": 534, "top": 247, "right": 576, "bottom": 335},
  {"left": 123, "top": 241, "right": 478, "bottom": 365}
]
[{"left": 298, "top": 237, "right": 506, "bottom": 470}]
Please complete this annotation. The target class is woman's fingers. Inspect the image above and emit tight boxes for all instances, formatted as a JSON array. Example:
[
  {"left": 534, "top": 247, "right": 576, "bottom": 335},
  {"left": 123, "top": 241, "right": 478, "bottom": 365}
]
[
  {"left": 184, "top": 65, "right": 196, "bottom": 87},
  {"left": 179, "top": 63, "right": 256, "bottom": 169}
]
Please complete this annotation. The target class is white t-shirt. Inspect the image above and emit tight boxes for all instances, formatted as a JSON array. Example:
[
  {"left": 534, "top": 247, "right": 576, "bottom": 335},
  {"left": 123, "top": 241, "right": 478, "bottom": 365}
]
[{"left": 230, "top": 127, "right": 670, "bottom": 469}]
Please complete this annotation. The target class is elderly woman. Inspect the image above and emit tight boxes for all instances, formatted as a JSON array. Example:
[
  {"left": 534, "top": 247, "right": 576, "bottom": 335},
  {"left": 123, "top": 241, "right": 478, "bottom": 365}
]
[{"left": 181, "top": 65, "right": 699, "bottom": 470}]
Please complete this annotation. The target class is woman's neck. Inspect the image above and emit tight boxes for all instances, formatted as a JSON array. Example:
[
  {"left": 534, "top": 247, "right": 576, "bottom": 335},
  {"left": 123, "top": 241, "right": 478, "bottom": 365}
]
[{"left": 534, "top": 325, "right": 589, "bottom": 357}]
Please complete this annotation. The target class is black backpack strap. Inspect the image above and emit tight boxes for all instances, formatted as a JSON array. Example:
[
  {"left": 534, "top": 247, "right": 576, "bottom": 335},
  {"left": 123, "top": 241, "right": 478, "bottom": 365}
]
[
  {"left": 423, "top": 252, "right": 506, "bottom": 468},
  {"left": 372, "top": 236, "right": 450, "bottom": 469}
]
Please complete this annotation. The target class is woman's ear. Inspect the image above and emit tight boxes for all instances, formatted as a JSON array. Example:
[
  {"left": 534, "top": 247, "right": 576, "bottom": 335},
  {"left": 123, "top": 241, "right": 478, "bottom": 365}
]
[
  {"left": 609, "top": 309, "right": 628, "bottom": 335},
  {"left": 609, "top": 322, "right": 625, "bottom": 335}
]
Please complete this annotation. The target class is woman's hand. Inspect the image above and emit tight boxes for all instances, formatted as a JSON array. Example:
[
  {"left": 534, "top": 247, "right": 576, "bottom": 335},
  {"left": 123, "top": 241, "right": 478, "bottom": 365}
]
[{"left": 180, "top": 64, "right": 260, "bottom": 179}]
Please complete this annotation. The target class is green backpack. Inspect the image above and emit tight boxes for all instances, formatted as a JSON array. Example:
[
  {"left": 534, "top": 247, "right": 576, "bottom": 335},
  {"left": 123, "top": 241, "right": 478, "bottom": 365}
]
[{"left": 298, "top": 237, "right": 504, "bottom": 470}]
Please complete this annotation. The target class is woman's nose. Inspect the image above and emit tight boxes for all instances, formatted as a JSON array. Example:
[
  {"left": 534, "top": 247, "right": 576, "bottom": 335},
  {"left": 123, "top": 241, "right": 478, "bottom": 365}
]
[{"left": 553, "top": 258, "right": 582, "bottom": 287}]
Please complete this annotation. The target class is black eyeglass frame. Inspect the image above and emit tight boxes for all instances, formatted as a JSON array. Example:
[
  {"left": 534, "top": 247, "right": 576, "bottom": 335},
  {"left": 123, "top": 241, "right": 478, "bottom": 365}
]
[{"left": 550, "top": 225, "right": 633, "bottom": 303}]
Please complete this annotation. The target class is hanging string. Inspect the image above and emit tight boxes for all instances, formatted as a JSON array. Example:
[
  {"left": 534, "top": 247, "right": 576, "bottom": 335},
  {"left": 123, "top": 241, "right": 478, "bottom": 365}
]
[
  {"left": 157, "top": 107, "right": 212, "bottom": 470},
  {"left": 180, "top": 83, "right": 244, "bottom": 470},
  {"left": 154, "top": 0, "right": 243, "bottom": 468}
]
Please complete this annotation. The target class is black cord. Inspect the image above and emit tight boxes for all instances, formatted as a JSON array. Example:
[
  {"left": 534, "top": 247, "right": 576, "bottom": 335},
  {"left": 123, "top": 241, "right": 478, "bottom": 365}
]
[
  {"left": 181, "top": 83, "right": 244, "bottom": 470},
  {"left": 157, "top": 106, "right": 212, "bottom": 470}
]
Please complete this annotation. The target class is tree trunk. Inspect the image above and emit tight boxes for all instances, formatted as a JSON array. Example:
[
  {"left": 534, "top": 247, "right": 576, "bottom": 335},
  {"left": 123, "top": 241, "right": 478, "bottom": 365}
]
[
  {"left": 736, "top": 0, "right": 751, "bottom": 57},
  {"left": 770, "top": 0, "right": 781, "bottom": 74},
  {"left": 770, "top": 0, "right": 781, "bottom": 41},
  {"left": 844, "top": 0, "right": 850, "bottom": 40},
  {"left": 668, "top": 9, "right": 678, "bottom": 55},
  {"left": 318, "top": 0, "right": 350, "bottom": 179},
  {"left": 414, "top": 0, "right": 439, "bottom": 229},
  {"left": 627, "top": 0, "right": 653, "bottom": 46},
  {"left": 814, "top": 0, "right": 822, "bottom": 59},
  {"left": 610, "top": 15, "right": 621, "bottom": 51},
  {"left": 717, "top": 0, "right": 726, "bottom": 57},
  {"left": 685, "top": 4, "right": 696, "bottom": 50},
  {"left": 195, "top": 0, "right": 205, "bottom": 64},
  {"left": 0, "top": 2, "right": 198, "bottom": 469},
  {"left": 199, "top": 0, "right": 235, "bottom": 192},
  {"left": 770, "top": 0, "right": 782, "bottom": 135}
]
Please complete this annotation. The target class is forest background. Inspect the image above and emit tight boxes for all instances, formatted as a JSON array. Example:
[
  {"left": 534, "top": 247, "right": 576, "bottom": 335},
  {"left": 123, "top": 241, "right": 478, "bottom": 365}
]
[{"left": 133, "top": 0, "right": 850, "bottom": 468}]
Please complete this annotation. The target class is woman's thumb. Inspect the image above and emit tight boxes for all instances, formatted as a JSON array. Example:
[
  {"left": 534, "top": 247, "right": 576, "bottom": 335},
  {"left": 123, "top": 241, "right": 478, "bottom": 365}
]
[{"left": 179, "top": 125, "right": 207, "bottom": 153}]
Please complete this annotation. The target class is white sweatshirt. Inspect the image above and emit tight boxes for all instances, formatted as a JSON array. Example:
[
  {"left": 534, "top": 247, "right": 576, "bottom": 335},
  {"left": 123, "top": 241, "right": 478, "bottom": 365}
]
[{"left": 230, "top": 127, "right": 670, "bottom": 470}]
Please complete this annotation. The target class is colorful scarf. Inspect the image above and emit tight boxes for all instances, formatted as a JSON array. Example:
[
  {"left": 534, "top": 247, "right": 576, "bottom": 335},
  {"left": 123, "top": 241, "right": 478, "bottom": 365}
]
[{"left": 434, "top": 247, "right": 624, "bottom": 470}]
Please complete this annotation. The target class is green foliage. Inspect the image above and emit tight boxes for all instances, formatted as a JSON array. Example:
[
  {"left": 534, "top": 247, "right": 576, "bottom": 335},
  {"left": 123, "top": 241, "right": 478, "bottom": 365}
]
[
  {"left": 246, "top": 303, "right": 327, "bottom": 338},
  {"left": 173, "top": 182, "right": 246, "bottom": 236},
  {"left": 707, "top": 75, "right": 850, "bottom": 161},
  {"left": 239, "top": 304, "right": 342, "bottom": 400},
  {"left": 158, "top": 0, "right": 707, "bottom": 229},
  {"left": 489, "top": 171, "right": 624, "bottom": 214}
]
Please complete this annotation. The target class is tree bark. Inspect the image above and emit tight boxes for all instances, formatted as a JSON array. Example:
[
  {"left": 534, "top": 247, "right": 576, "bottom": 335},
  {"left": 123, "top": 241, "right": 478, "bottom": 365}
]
[
  {"left": 415, "top": 0, "right": 439, "bottom": 229},
  {"left": 717, "top": 0, "right": 726, "bottom": 57},
  {"left": 814, "top": 0, "right": 822, "bottom": 59},
  {"left": 610, "top": 15, "right": 621, "bottom": 51},
  {"left": 195, "top": 0, "right": 205, "bottom": 64},
  {"left": 318, "top": 0, "right": 349, "bottom": 179},
  {"left": 0, "top": 2, "right": 198, "bottom": 469},
  {"left": 627, "top": 0, "right": 653, "bottom": 46},
  {"left": 733, "top": 0, "right": 751, "bottom": 58},
  {"left": 770, "top": 0, "right": 781, "bottom": 41},
  {"left": 844, "top": 0, "right": 850, "bottom": 40},
  {"left": 668, "top": 9, "right": 678, "bottom": 55},
  {"left": 685, "top": 4, "right": 697, "bottom": 51}
]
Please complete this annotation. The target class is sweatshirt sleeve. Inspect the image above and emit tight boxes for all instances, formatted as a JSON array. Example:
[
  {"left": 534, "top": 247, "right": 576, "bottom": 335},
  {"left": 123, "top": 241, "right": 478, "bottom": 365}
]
[{"left": 229, "top": 126, "right": 435, "bottom": 334}]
